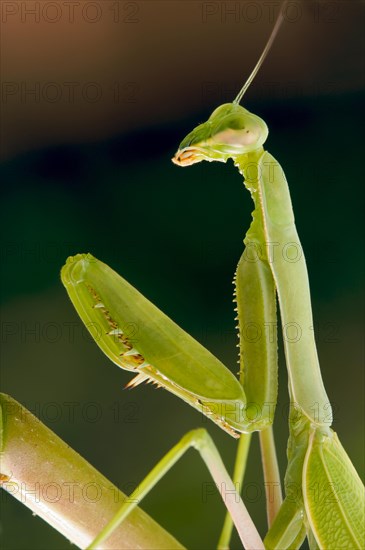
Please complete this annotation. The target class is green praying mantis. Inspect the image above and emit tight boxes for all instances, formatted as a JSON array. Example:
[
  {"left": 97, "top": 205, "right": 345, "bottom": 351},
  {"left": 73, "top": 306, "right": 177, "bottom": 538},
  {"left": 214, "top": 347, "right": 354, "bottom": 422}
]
[{"left": 61, "top": 7, "right": 364, "bottom": 550}]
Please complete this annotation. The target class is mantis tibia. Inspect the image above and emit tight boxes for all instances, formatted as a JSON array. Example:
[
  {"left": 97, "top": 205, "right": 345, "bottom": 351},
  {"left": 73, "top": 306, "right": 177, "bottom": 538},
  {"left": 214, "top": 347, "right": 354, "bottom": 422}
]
[{"left": 61, "top": 5, "right": 365, "bottom": 549}]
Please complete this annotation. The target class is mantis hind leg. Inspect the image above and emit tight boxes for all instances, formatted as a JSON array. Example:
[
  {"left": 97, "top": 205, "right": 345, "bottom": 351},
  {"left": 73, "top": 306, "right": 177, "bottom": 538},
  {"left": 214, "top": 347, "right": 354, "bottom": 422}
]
[
  {"left": 218, "top": 433, "right": 252, "bottom": 549},
  {"left": 87, "top": 429, "right": 264, "bottom": 550}
]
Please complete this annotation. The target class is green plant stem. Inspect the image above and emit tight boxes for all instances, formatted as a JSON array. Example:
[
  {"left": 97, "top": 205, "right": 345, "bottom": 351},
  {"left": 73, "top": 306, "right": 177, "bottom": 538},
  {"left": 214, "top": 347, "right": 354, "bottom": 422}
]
[{"left": 0, "top": 393, "right": 184, "bottom": 549}]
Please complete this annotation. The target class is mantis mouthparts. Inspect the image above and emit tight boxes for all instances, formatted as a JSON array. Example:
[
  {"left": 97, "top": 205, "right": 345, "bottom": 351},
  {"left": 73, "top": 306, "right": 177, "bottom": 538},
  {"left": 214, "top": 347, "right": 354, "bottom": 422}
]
[{"left": 172, "top": 147, "right": 202, "bottom": 166}]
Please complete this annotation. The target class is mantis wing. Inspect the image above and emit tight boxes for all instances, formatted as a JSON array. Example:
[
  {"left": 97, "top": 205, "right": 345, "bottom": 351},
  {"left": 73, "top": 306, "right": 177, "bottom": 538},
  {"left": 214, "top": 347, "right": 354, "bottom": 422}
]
[
  {"left": 263, "top": 498, "right": 306, "bottom": 550},
  {"left": 303, "top": 427, "right": 365, "bottom": 549}
]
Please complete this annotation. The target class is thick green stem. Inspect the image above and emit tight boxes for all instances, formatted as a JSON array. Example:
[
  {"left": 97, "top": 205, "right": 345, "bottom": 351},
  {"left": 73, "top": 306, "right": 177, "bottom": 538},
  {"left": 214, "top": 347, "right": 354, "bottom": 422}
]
[{"left": 0, "top": 393, "right": 184, "bottom": 549}]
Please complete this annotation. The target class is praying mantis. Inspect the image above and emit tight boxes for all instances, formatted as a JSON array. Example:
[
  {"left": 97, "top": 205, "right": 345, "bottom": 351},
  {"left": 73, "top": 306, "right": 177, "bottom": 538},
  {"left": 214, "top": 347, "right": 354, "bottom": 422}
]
[{"left": 61, "top": 7, "right": 364, "bottom": 550}]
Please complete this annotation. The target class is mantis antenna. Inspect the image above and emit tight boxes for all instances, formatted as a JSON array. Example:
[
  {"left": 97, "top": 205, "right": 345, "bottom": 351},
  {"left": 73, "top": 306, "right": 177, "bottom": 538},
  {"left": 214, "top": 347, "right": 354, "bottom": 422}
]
[{"left": 233, "top": 0, "right": 288, "bottom": 105}]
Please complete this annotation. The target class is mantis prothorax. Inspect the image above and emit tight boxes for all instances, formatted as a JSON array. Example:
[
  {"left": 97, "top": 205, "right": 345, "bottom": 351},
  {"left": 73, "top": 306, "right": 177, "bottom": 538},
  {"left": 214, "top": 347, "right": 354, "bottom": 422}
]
[{"left": 61, "top": 6, "right": 365, "bottom": 549}]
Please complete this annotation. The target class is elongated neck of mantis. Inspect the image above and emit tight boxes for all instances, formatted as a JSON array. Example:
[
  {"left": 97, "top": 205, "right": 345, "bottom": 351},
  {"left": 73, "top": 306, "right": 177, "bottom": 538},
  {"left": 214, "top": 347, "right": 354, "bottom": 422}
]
[{"left": 234, "top": 149, "right": 332, "bottom": 427}]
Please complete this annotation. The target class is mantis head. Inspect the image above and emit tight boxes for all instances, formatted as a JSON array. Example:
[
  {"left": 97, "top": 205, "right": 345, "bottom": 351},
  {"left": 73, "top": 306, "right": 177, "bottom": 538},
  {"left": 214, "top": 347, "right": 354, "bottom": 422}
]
[
  {"left": 172, "top": 3, "right": 287, "bottom": 167},
  {"left": 172, "top": 103, "right": 268, "bottom": 166}
]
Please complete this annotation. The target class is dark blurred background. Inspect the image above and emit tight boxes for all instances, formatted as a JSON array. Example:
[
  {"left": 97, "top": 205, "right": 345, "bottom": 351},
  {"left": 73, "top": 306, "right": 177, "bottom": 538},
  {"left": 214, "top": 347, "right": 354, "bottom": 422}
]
[{"left": 1, "top": 1, "right": 364, "bottom": 548}]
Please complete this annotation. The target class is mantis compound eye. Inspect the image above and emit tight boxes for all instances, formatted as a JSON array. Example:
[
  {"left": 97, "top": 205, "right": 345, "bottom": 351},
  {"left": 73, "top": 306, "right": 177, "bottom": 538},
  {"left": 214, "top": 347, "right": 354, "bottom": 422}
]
[
  {"left": 211, "top": 118, "right": 261, "bottom": 147},
  {"left": 209, "top": 104, "right": 268, "bottom": 152}
]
